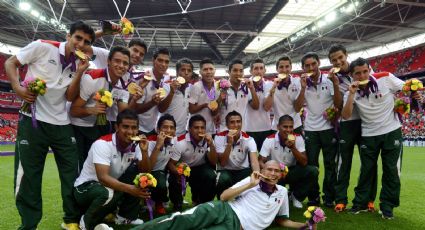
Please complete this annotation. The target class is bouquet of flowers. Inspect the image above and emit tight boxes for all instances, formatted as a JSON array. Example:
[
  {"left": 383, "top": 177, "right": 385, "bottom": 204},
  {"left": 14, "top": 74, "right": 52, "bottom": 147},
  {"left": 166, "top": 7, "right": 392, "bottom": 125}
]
[
  {"left": 216, "top": 79, "right": 231, "bottom": 108},
  {"left": 176, "top": 162, "right": 191, "bottom": 196},
  {"left": 322, "top": 106, "right": 338, "bottom": 122},
  {"left": 394, "top": 96, "right": 410, "bottom": 115},
  {"left": 133, "top": 173, "right": 157, "bottom": 220},
  {"left": 402, "top": 78, "right": 424, "bottom": 112},
  {"left": 21, "top": 77, "right": 47, "bottom": 128},
  {"left": 402, "top": 78, "right": 423, "bottom": 93},
  {"left": 134, "top": 173, "right": 157, "bottom": 189},
  {"left": 279, "top": 162, "right": 289, "bottom": 178},
  {"left": 323, "top": 106, "right": 340, "bottom": 136},
  {"left": 100, "top": 17, "right": 134, "bottom": 38},
  {"left": 120, "top": 17, "right": 135, "bottom": 36},
  {"left": 301, "top": 206, "right": 326, "bottom": 230},
  {"left": 93, "top": 89, "right": 113, "bottom": 125},
  {"left": 217, "top": 79, "right": 231, "bottom": 92}
]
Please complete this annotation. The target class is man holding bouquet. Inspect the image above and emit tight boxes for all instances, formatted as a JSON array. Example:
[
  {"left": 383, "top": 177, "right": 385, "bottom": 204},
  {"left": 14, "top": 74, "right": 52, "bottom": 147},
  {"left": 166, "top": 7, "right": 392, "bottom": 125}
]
[
  {"left": 296, "top": 52, "right": 342, "bottom": 207},
  {"left": 73, "top": 109, "right": 151, "bottom": 230},
  {"left": 5, "top": 21, "right": 95, "bottom": 230},
  {"left": 70, "top": 46, "right": 141, "bottom": 171},
  {"left": 328, "top": 45, "right": 377, "bottom": 213},
  {"left": 167, "top": 114, "right": 218, "bottom": 210},
  {"left": 342, "top": 58, "right": 422, "bottom": 219},
  {"left": 215, "top": 59, "right": 258, "bottom": 132}
]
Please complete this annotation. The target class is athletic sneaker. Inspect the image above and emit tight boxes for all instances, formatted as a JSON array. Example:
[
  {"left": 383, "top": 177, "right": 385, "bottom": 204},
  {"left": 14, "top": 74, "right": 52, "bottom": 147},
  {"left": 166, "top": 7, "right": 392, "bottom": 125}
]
[
  {"left": 348, "top": 206, "right": 368, "bottom": 214},
  {"left": 94, "top": 223, "right": 114, "bottom": 230},
  {"left": 334, "top": 203, "right": 346, "bottom": 213},
  {"left": 155, "top": 202, "right": 167, "bottom": 215},
  {"left": 115, "top": 214, "right": 144, "bottom": 225},
  {"left": 291, "top": 194, "right": 303, "bottom": 208},
  {"left": 79, "top": 215, "right": 86, "bottom": 230},
  {"left": 367, "top": 201, "right": 375, "bottom": 212},
  {"left": 380, "top": 210, "right": 394, "bottom": 220},
  {"left": 60, "top": 223, "right": 79, "bottom": 230}
]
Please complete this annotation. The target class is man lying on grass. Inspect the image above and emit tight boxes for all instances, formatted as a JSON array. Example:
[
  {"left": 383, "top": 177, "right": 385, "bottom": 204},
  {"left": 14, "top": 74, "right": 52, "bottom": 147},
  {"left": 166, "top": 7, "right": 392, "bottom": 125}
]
[{"left": 131, "top": 160, "right": 315, "bottom": 230}]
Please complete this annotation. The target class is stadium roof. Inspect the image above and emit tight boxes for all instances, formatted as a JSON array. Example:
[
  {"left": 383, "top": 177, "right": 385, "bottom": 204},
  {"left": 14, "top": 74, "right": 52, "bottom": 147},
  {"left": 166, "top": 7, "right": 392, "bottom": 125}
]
[{"left": 1, "top": 0, "right": 425, "bottom": 69}]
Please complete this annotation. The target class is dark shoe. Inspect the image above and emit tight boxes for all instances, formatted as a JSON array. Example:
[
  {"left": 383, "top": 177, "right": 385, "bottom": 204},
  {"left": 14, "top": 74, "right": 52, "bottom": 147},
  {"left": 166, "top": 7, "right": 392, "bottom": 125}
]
[
  {"left": 173, "top": 203, "right": 183, "bottom": 212},
  {"left": 380, "top": 209, "right": 394, "bottom": 220},
  {"left": 307, "top": 197, "right": 320, "bottom": 206},
  {"left": 324, "top": 201, "right": 334, "bottom": 208},
  {"left": 349, "top": 205, "right": 368, "bottom": 214}
]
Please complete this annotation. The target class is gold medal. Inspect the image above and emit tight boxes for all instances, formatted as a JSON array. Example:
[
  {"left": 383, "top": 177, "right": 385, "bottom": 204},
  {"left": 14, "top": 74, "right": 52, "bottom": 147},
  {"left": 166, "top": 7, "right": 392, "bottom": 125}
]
[
  {"left": 127, "top": 82, "right": 139, "bottom": 95},
  {"left": 75, "top": 50, "right": 89, "bottom": 61},
  {"left": 157, "top": 88, "right": 167, "bottom": 98},
  {"left": 208, "top": 100, "right": 218, "bottom": 110},
  {"left": 278, "top": 73, "right": 287, "bottom": 80},
  {"left": 253, "top": 76, "right": 262, "bottom": 82},
  {"left": 287, "top": 134, "right": 295, "bottom": 141},
  {"left": 359, "top": 79, "right": 369, "bottom": 85},
  {"left": 176, "top": 76, "right": 186, "bottom": 84},
  {"left": 332, "top": 67, "right": 341, "bottom": 73}
]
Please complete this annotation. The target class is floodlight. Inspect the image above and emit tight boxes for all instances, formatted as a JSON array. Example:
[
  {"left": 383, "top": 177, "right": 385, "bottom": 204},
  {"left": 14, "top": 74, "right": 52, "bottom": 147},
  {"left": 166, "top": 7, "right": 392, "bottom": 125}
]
[
  {"left": 30, "top": 10, "right": 40, "bottom": 18},
  {"left": 317, "top": 20, "right": 327, "bottom": 28},
  {"left": 19, "top": 2, "right": 31, "bottom": 11},
  {"left": 325, "top": 12, "right": 336, "bottom": 22}
]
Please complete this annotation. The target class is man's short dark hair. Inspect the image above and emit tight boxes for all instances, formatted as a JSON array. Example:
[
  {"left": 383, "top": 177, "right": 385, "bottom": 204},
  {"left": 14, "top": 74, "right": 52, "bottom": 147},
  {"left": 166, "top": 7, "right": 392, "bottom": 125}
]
[
  {"left": 116, "top": 109, "right": 138, "bottom": 125},
  {"left": 199, "top": 58, "right": 214, "bottom": 69},
  {"left": 188, "top": 114, "right": 206, "bottom": 128},
  {"left": 278, "top": 115, "right": 294, "bottom": 125},
  {"left": 275, "top": 55, "right": 292, "bottom": 69},
  {"left": 128, "top": 39, "right": 147, "bottom": 53},
  {"left": 69, "top": 21, "right": 95, "bottom": 44},
  {"left": 228, "top": 59, "right": 244, "bottom": 72},
  {"left": 153, "top": 47, "right": 170, "bottom": 60},
  {"left": 250, "top": 58, "right": 264, "bottom": 70},
  {"left": 225, "top": 110, "right": 242, "bottom": 126},
  {"left": 108, "top": 46, "right": 130, "bottom": 61},
  {"left": 191, "top": 72, "right": 200, "bottom": 81},
  {"left": 157, "top": 114, "right": 176, "bottom": 130},
  {"left": 301, "top": 52, "right": 320, "bottom": 66},
  {"left": 176, "top": 58, "right": 194, "bottom": 72},
  {"left": 349, "top": 57, "right": 369, "bottom": 73},
  {"left": 328, "top": 44, "right": 347, "bottom": 59}
]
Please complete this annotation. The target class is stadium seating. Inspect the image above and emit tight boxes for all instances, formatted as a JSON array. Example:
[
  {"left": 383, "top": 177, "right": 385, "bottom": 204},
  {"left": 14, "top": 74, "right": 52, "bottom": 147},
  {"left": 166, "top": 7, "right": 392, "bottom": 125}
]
[
  {"left": 0, "top": 112, "right": 18, "bottom": 142},
  {"left": 369, "top": 46, "right": 425, "bottom": 75}
]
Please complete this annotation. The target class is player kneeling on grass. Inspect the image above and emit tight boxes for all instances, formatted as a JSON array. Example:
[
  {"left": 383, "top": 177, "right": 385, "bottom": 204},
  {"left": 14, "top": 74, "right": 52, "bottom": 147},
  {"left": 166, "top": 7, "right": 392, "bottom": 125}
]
[
  {"left": 167, "top": 114, "right": 218, "bottom": 210},
  {"left": 145, "top": 114, "right": 178, "bottom": 215},
  {"left": 130, "top": 160, "right": 315, "bottom": 230},
  {"left": 73, "top": 109, "right": 151, "bottom": 230},
  {"left": 259, "top": 115, "right": 319, "bottom": 209}
]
